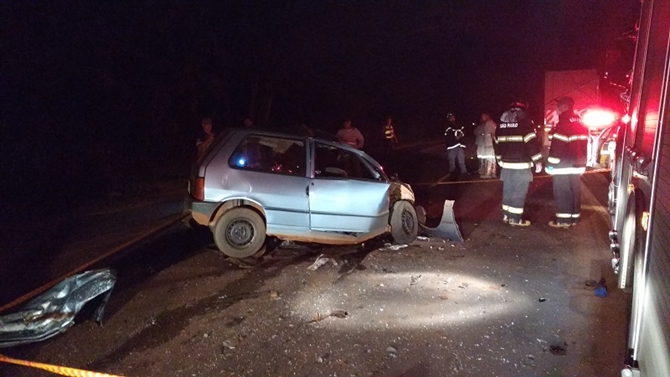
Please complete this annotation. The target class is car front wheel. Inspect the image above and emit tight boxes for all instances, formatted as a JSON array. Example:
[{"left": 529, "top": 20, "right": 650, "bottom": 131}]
[
  {"left": 213, "top": 207, "right": 266, "bottom": 258},
  {"left": 390, "top": 200, "right": 418, "bottom": 244}
]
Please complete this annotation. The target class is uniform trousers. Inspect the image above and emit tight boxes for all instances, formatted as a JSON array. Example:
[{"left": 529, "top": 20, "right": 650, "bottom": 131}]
[
  {"left": 500, "top": 168, "right": 533, "bottom": 221},
  {"left": 552, "top": 174, "right": 582, "bottom": 224}
]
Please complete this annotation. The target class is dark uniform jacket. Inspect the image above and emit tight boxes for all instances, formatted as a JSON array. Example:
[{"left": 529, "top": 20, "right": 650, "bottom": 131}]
[
  {"left": 444, "top": 122, "right": 466, "bottom": 150},
  {"left": 494, "top": 107, "right": 542, "bottom": 169},
  {"left": 546, "top": 111, "right": 588, "bottom": 175}
]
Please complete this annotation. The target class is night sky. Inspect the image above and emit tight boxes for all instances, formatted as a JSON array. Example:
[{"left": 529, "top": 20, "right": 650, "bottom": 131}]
[{"left": 1, "top": 1, "right": 638, "bottom": 202}]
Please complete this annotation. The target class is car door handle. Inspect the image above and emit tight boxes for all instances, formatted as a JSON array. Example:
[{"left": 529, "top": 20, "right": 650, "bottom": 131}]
[{"left": 305, "top": 186, "right": 309, "bottom": 196}]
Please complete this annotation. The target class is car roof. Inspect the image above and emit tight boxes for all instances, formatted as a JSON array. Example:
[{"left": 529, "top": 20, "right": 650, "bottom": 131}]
[
  {"left": 225, "top": 127, "right": 349, "bottom": 150},
  {"left": 224, "top": 127, "right": 384, "bottom": 169}
]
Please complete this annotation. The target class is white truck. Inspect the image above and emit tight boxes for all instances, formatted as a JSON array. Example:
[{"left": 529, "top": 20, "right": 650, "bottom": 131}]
[{"left": 607, "top": 0, "right": 670, "bottom": 376}]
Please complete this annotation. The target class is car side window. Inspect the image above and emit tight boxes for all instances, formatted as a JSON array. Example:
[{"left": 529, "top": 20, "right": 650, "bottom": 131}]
[
  {"left": 229, "top": 135, "right": 305, "bottom": 177},
  {"left": 314, "top": 142, "right": 381, "bottom": 181}
]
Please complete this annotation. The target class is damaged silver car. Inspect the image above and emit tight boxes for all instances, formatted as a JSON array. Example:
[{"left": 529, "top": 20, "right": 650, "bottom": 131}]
[{"left": 187, "top": 128, "right": 418, "bottom": 258}]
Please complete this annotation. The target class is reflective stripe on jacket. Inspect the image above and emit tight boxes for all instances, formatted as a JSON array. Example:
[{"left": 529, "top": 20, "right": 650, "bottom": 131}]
[
  {"left": 494, "top": 108, "right": 542, "bottom": 169},
  {"left": 444, "top": 124, "right": 465, "bottom": 149},
  {"left": 546, "top": 111, "right": 588, "bottom": 175}
]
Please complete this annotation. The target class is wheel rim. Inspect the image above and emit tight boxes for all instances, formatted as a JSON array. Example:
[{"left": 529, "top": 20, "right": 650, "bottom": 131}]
[
  {"left": 401, "top": 209, "right": 415, "bottom": 235},
  {"left": 226, "top": 218, "right": 255, "bottom": 247}
]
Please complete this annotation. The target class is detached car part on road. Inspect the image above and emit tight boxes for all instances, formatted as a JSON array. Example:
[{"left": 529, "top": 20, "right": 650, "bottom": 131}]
[
  {"left": 187, "top": 128, "right": 418, "bottom": 258},
  {"left": 0, "top": 269, "right": 116, "bottom": 348}
]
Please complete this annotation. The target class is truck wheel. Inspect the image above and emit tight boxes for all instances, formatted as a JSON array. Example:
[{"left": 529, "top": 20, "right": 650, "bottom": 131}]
[
  {"left": 213, "top": 207, "right": 266, "bottom": 258},
  {"left": 390, "top": 200, "right": 418, "bottom": 244}
]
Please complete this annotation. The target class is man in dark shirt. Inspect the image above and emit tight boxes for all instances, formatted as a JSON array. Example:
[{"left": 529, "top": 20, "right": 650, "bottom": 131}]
[{"left": 443, "top": 113, "right": 468, "bottom": 175}]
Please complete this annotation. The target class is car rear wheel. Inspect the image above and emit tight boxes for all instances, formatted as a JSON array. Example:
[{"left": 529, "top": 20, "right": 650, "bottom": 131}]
[
  {"left": 390, "top": 200, "right": 418, "bottom": 244},
  {"left": 213, "top": 207, "right": 266, "bottom": 258}
]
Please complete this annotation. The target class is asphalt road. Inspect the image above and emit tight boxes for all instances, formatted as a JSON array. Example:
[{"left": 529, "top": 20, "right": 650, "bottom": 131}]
[{"left": 0, "top": 147, "right": 630, "bottom": 377}]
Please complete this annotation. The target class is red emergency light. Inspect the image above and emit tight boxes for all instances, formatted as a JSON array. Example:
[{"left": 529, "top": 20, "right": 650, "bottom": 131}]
[{"left": 582, "top": 108, "right": 617, "bottom": 128}]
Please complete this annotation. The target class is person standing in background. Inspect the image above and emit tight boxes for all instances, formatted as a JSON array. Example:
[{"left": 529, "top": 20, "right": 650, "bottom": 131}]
[
  {"left": 196, "top": 117, "right": 216, "bottom": 157},
  {"left": 474, "top": 112, "right": 497, "bottom": 178},
  {"left": 381, "top": 116, "right": 398, "bottom": 164},
  {"left": 443, "top": 112, "right": 468, "bottom": 176},
  {"left": 336, "top": 118, "right": 365, "bottom": 150}
]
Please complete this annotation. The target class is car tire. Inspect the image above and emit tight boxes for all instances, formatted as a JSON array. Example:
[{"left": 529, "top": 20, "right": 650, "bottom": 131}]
[
  {"left": 213, "top": 207, "right": 266, "bottom": 258},
  {"left": 390, "top": 200, "right": 418, "bottom": 244}
]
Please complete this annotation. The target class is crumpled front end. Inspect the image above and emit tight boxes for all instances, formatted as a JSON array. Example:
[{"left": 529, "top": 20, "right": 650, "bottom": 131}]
[
  {"left": 0, "top": 268, "right": 116, "bottom": 348},
  {"left": 390, "top": 181, "right": 415, "bottom": 204}
]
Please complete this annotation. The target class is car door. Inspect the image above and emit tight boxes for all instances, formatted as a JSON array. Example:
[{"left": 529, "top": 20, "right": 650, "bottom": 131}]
[
  {"left": 308, "top": 141, "right": 390, "bottom": 233},
  {"left": 225, "top": 134, "right": 310, "bottom": 232}
]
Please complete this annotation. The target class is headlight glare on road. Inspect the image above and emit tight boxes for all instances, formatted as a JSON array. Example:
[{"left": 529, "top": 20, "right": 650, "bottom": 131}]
[{"left": 291, "top": 271, "right": 532, "bottom": 329}]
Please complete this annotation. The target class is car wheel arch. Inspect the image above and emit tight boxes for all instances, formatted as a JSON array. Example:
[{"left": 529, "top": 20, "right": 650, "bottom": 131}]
[{"left": 209, "top": 199, "right": 267, "bottom": 229}]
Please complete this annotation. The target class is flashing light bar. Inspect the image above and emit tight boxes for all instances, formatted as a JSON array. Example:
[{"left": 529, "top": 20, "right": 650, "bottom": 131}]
[{"left": 582, "top": 109, "right": 617, "bottom": 128}]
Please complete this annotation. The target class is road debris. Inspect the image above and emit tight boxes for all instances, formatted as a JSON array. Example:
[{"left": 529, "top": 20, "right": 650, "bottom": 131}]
[
  {"left": 383, "top": 244, "right": 408, "bottom": 251},
  {"left": 549, "top": 343, "right": 568, "bottom": 355},
  {"left": 222, "top": 339, "right": 237, "bottom": 350},
  {"left": 307, "top": 254, "right": 332, "bottom": 270},
  {"left": 410, "top": 274, "right": 422, "bottom": 285},
  {"left": 416, "top": 200, "right": 464, "bottom": 242},
  {"left": 227, "top": 257, "right": 256, "bottom": 269},
  {"left": 307, "top": 309, "right": 348, "bottom": 323},
  {"left": 595, "top": 286, "right": 608, "bottom": 297},
  {"left": 539, "top": 297, "right": 547, "bottom": 302},
  {"left": 0, "top": 268, "right": 116, "bottom": 348},
  {"left": 416, "top": 236, "right": 430, "bottom": 241}
]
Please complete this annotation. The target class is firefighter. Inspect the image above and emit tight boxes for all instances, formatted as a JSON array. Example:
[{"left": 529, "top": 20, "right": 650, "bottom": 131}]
[
  {"left": 443, "top": 112, "right": 468, "bottom": 175},
  {"left": 381, "top": 116, "right": 398, "bottom": 164},
  {"left": 494, "top": 101, "right": 543, "bottom": 226},
  {"left": 546, "top": 96, "right": 588, "bottom": 227}
]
